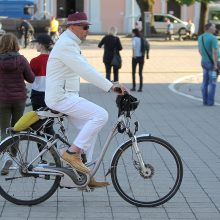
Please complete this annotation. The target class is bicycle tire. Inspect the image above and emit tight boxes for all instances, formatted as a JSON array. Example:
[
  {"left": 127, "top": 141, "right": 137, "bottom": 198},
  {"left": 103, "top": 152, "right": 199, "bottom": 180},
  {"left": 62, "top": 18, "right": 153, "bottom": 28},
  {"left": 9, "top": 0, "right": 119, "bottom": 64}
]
[
  {"left": 111, "top": 135, "right": 183, "bottom": 207},
  {"left": 0, "top": 133, "right": 61, "bottom": 205}
]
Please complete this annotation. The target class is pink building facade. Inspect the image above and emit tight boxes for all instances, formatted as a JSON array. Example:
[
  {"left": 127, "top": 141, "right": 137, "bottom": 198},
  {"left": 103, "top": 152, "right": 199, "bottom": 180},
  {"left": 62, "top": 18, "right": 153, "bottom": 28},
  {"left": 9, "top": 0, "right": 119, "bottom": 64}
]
[{"left": 37, "top": 0, "right": 201, "bottom": 34}]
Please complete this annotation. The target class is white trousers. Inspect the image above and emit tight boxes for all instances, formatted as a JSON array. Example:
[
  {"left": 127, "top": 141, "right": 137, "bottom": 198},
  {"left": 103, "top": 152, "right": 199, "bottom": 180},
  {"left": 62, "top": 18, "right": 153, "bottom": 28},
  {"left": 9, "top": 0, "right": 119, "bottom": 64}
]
[{"left": 49, "top": 96, "right": 108, "bottom": 162}]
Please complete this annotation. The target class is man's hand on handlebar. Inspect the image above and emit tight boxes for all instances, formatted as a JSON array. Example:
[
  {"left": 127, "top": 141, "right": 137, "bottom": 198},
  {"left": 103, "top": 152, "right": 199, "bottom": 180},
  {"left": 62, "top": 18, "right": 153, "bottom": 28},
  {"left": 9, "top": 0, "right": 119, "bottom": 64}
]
[{"left": 111, "top": 82, "right": 127, "bottom": 95}]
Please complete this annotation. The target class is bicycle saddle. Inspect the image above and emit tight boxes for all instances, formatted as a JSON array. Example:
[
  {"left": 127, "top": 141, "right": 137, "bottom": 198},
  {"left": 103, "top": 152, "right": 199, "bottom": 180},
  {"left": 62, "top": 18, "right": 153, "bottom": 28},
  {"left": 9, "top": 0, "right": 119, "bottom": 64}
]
[{"left": 36, "top": 107, "right": 66, "bottom": 118}]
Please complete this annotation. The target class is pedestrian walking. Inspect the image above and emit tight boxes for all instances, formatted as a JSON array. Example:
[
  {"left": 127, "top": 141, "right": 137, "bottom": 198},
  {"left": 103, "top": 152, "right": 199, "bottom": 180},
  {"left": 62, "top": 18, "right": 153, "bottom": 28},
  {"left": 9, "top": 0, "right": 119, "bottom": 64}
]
[
  {"left": 45, "top": 12, "right": 126, "bottom": 188},
  {"left": 18, "top": 19, "right": 34, "bottom": 48},
  {"left": 166, "top": 18, "right": 174, "bottom": 41},
  {"left": 130, "top": 28, "right": 147, "bottom": 92},
  {"left": 0, "top": 33, "right": 34, "bottom": 175},
  {"left": 30, "top": 34, "right": 55, "bottom": 154},
  {"left": 98, "top": 26, "right": 123, "bottom": 82},
  {"left": 198, "top": 23, "right": 219, "bottom": 106}
]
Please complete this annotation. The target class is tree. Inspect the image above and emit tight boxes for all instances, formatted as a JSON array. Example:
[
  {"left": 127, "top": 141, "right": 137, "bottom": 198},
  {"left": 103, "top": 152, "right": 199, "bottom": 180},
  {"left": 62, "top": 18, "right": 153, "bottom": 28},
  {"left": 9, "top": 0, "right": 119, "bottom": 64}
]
[
  {"left": 136, "top": 0, "right": 155, "bottom": 35},
  {"left": 198, "top": 1, "right": 208, "bottom": 35},
  {"left": 176, "top": 0, "right": 219, "bottom": 35}
]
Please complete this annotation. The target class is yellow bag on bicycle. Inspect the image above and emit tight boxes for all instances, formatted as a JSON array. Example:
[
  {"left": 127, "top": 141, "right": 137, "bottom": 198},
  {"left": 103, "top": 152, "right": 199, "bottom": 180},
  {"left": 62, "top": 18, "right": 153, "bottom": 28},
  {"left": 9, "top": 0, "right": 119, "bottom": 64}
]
[{"left": 13, "top": 111, "right": 40, "bottom": 132}]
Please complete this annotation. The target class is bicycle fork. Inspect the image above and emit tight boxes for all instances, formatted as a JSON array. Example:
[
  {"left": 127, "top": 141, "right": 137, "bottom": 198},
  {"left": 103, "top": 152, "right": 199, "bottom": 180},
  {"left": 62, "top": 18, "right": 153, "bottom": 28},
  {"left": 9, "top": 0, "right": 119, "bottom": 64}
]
[{"left": 131, "top": 136, "right": 149, "bottom": 178}]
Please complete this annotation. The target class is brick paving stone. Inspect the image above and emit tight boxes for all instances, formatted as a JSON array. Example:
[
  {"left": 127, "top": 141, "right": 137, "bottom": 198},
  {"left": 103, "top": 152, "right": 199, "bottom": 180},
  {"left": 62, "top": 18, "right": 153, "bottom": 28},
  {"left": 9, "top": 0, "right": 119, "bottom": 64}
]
[
  {"left": 0, "top": 38, "right": 220, "bottom": 220},
  {"left": 0, "top": 218, "right": 28, "bottom": 220}
]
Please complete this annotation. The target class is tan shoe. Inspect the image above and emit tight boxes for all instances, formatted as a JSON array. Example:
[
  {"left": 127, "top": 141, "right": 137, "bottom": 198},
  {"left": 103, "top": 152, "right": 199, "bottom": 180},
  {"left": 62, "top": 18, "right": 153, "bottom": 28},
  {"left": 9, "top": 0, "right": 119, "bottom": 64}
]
[
  {"left": 62, "top": 151, "right": 90, "bottom": 174},
  {"left": 1, "top": 159, "right": 12, "bottom": 176},
  {"left": 88, "top": 177, "right": 110, "bottom": 188}
]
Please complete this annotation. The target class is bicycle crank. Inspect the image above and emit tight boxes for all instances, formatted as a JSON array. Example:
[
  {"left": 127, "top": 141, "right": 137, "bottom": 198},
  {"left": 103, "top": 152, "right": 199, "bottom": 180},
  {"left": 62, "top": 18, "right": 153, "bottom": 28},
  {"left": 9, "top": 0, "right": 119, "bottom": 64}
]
[{"left": 32, "top": 166, "right": 90, "bottom": 188}]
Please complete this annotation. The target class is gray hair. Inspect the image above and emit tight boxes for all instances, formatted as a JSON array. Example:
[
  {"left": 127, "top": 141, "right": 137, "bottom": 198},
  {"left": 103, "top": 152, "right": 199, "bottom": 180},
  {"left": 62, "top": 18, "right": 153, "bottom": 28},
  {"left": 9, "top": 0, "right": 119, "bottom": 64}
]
[
  {"left": 204, "top": 23, "right": 214, "bottom": 31},
  {"left": 108, "top": 26, "right": 118, "bottom": 36}
]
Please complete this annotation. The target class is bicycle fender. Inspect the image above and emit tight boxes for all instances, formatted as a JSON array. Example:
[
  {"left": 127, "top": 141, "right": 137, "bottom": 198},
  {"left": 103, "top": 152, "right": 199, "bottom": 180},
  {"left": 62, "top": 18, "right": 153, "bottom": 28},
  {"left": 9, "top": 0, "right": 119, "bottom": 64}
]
[{"left": 0, "top": 133, "right": 47, "bottom": 152}]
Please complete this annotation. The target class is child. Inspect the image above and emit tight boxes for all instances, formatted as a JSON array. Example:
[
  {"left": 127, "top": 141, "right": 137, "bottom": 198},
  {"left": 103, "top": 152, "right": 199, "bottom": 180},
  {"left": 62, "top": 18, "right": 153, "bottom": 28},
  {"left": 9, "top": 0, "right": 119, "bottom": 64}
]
[{"left": 30, "top": 34, "right": 55, "bottom": 162}]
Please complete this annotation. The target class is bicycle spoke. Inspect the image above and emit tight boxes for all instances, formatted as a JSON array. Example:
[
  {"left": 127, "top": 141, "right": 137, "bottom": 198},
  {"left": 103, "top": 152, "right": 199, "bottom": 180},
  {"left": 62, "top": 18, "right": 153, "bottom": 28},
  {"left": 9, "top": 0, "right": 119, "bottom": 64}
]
[
  {"left": 0, "top": 134, "right": 61, "bottom": 205},
  {"left": 111, "top": 136, "right": 183, "bottom": 207}
]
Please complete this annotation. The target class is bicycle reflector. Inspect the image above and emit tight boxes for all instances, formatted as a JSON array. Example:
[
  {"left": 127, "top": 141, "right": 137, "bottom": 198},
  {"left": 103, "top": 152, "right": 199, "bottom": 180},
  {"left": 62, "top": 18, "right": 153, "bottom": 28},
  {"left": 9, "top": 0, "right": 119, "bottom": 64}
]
[{"left": 116, "top": 93, "right": 139, "bottom": 113}]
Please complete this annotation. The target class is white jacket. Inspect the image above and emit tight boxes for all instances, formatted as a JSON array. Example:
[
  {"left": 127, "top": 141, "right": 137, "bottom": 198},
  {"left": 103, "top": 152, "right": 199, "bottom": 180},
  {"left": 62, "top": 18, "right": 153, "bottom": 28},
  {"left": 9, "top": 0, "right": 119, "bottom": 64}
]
[{"left": 45, "top": 29, "right": 113, "bottom": 107}]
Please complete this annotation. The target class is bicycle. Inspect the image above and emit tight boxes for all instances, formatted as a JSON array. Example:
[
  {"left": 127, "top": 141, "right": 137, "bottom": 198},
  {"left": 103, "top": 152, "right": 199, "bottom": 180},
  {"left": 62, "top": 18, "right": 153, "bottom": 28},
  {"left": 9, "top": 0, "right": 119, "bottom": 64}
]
[{"left": 0, "top": 93, "right": 183, "bottom": 207}]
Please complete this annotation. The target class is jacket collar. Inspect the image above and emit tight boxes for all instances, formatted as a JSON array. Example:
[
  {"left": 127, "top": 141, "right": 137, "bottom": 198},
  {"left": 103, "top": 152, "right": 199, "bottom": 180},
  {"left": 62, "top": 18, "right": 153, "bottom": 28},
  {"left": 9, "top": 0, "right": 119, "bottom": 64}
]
[
  {"left": 66, "top": 29, "right": 81, "bottom": 45},
  {"left": 0, "top": 52, "right": 20, "bottom": 59}
]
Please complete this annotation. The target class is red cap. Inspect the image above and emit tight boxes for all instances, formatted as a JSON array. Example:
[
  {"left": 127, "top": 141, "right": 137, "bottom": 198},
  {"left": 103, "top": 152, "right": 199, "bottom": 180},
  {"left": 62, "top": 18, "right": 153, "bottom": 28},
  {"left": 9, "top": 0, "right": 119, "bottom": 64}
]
[{"left": 66, "top": 12, "right": 91, "bottom": 26}]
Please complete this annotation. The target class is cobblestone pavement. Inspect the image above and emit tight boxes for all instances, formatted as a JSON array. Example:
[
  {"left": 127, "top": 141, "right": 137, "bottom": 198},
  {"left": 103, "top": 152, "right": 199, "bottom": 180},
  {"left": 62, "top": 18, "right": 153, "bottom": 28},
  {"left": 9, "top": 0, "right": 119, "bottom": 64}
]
[{"left": 0, "top": 37, "right": 220, "bottom": 220}]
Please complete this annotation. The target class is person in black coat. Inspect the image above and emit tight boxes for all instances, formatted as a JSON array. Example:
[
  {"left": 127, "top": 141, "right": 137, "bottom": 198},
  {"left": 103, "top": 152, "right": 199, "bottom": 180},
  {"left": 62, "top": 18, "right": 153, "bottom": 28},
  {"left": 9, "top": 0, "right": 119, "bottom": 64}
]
[{"left": 98, "top": 26, "right": 122, "bottom": 82}]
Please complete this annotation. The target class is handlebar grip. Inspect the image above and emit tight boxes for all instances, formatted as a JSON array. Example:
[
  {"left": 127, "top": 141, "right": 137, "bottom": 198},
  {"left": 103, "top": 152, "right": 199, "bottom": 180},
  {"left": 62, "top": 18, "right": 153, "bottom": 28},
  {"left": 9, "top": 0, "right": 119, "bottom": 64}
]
[{"left": 114, "top": 87, "right": 122, "bottom": 93}]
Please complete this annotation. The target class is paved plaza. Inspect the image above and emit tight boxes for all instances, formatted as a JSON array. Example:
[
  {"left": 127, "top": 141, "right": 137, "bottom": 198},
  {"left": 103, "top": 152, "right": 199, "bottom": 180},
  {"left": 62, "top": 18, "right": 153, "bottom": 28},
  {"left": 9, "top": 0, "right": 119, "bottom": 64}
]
[{"left": 0, "top": 37, "right": 220, "bottom": 219}]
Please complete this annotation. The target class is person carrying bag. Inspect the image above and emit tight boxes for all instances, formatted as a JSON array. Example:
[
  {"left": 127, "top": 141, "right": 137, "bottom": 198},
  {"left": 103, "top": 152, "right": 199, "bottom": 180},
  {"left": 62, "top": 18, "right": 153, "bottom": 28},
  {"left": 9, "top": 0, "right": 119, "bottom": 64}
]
[
  {"left": 198, "top": 23, "right": 219, "bottom": 106},
  {"left": 111, "top": 48, "right": 122, "bottom": 69},
  {"left": 98, "top": 26, "right": 123, "bottom": 82},
  {"left": 201, "top": 36, "right": 220, "bottom": 77}
]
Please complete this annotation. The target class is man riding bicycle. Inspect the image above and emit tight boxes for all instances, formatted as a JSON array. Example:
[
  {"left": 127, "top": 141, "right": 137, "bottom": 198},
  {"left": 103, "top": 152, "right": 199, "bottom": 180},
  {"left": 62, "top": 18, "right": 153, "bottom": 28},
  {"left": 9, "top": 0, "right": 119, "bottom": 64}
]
[{"left": 45, "top": 12, "right": 125, "bottom": 188}]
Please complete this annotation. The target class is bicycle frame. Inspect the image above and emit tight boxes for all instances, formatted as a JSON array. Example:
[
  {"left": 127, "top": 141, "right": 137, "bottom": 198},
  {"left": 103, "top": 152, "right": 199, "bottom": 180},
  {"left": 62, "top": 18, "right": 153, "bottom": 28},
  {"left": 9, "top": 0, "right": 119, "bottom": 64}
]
[
  {"left": 9, "top": 110, "right": 146, "bottom": 181},
  {"left": 88, "top": 120, "right": 118, "bottom": 177},
  {"left": 26, "top": 113, "right": 131, "bottom": 176},
  {"left": 0, "top": 96, "right": 183, "bottom": 206}
]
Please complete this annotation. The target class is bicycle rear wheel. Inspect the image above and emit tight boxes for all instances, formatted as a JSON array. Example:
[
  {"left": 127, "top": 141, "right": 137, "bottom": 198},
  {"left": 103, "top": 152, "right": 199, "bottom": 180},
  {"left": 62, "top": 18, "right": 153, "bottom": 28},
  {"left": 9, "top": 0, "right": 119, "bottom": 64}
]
[
  {"left": 0, "top": 133, "right": 61, "bottom": 205},
  {"left": 111, "top": 135, "right": 183, "bottom": 207}
]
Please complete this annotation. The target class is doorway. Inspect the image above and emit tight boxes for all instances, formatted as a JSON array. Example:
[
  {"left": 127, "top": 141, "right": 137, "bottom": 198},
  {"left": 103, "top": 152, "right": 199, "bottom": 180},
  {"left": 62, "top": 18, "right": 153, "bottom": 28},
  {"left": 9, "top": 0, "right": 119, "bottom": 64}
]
[
  {"left": 167, "top": 0, "right": 181, "bottom": 18},
  {"left": 57, "top": 0, "right": 84, "bottom": 18}
]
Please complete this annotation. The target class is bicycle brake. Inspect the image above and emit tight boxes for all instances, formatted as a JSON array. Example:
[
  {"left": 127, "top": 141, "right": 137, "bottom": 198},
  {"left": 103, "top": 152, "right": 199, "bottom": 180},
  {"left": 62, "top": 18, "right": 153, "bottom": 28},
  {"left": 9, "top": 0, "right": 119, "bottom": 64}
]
[{"left": 134, "top": 121, "right": 139, "bottom": 135}]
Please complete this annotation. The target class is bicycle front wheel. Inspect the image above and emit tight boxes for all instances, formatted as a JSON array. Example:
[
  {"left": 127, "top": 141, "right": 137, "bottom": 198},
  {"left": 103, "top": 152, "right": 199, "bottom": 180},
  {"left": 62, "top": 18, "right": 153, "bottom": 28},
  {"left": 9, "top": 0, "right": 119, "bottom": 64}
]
[
  {"left": 0, "top": 133, "right": 61, "bottom": 205},
  {"left": 111, "top": 135, "right": 183, "bottom": 207}
]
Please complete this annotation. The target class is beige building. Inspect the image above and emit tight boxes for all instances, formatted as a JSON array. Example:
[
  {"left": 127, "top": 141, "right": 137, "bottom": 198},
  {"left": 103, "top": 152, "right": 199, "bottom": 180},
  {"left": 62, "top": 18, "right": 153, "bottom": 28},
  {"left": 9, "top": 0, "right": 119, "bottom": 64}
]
[{"left": 36, "top": 0, "right": 202, "bottom": 34}]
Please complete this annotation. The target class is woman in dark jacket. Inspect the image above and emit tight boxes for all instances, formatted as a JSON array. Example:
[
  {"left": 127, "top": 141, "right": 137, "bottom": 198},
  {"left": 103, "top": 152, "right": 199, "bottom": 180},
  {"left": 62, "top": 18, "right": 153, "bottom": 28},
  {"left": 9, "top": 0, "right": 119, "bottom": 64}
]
[
  {"left": 98, "top": 26, "right": 122, "bottom": 82},
  {"left": 0, "top": 33, "right": 34, "bottom": 175}
]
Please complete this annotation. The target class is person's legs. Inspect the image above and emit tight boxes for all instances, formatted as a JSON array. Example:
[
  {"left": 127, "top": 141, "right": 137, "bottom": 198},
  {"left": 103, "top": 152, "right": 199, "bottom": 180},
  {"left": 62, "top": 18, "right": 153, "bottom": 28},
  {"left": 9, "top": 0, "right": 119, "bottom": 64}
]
[
  {"left": 10, "top": 102, "right": 25, "bottom": 157},
  {"left": 170, "top": 31, "right": 174, "bottom": 40},
  {"left": 0, "top": 103, "right": 24, "bottom": 175},
  {"left": 49, "top": 96, "right": 109, "bottom": 187},
  {"left": 67, "top": 118, "right": 97, "bottom": 164},
  {"left": 131, "top": 57, "right": 137, "bottom": 90},
  {"left": 105, "top": 63, "right": 111, "bottom": 81},
  {"left": 167, "top": 32, "right": 171, "bottom": 40},
  {"left": 138, "top": 57, "right": 144, "bottom": 91},
  {"left": 201, "top": 61, "right": 213, "bottom": 105},
  {"left": 207, "top": 70, "right": 217, "bottom": 106},
  {"left": 49, "top": 96, "right": 108, "bottom": 171},
  {"left": 11, "top": 102, "right": 25, "bottom": 127},
  {"left": 0, "top": 103, "right": 11, "bottom": 141},
  {"left": 201, "top": 69, "right": 209, "bottom": 105},
  {"left": 68, "top": 99, "right": 108, "bottom": 155},
  {"left": 0, "top": 103, "right": 13, "bottom": 175},
  {"left": 113, "top": 66, "right": 119, "bottom": 82}
]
